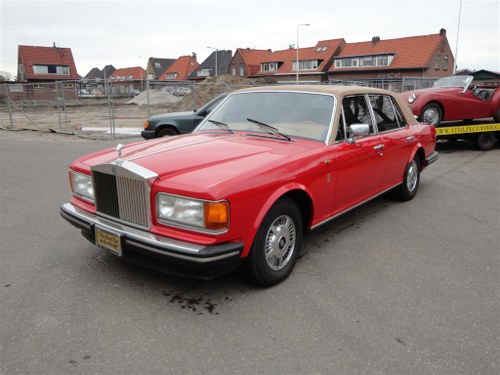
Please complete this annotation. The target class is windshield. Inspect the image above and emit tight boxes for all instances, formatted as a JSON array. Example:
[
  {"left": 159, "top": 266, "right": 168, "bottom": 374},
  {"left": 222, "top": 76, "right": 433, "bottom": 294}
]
[
  {"left": 433, "top": 75, "right": 473, "bottom": 89},
  {"left": 197, "top": 91, "right": 335, "bottom": 142}
]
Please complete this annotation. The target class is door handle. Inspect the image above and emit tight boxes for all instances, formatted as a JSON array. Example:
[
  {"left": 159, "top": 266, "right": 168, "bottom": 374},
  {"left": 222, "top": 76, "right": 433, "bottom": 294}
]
[
  {"left": 406, "top": 136, "right": 415, "bottom": 141},
  {"left": 373, "top": 144, "right": 384, "bottom": 150}
]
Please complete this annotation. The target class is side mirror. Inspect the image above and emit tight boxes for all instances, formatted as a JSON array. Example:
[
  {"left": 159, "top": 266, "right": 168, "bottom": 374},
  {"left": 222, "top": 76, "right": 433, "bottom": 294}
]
[{"left": 348, "top": 123, "right": 370, "bottom": 143}]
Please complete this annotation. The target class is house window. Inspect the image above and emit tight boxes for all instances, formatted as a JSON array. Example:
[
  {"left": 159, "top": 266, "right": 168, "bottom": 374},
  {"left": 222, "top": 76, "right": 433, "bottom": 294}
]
[
  {"left": 154, "top": 62, "right": 161, "bottom": 68},
  {"left": 376, "top": 55, "right": 388, "bottom": 66},
  {"left": 261, "top": 62, "right": 278, "bottom": 72},
  {"left": 197, "top": 69, "right": 212, "bottom": 77},
  {"left": 292, "top": 60, "right": 320, "bottom": 71},
  {"left": 33, "top": 84, "right": 44, "bottom": 89},
  {"left": 63, "top": 83, "right": 74, "bottom": 88},
  {"left": 147, "top": 73, "right": 154, "bottom": 80},
  {"left": 360, "top": 56, "right": 376, "bottom": 67},
  {"left": 231, "top": 67, "right": 236, "bottom": 76},
  {"left": 32, "top": 64, "right": 69, "bottom": 75},
  {"left": 239, "top": 64, "right": 244, "bottom": 76},
  {"left": 443, "top": 56, "right": 449, "bottom": 70},
  {"left": 435, "top": 55, "right": 440, "bottom": 69},
  {"left": 9, "top": 84, "right": 23, "bottom": 93},
  {"left": 166, "top": 73, "right": 178, "bottom": 79},
  {"left": 335, "top": 61, "right": 341, "bottom": 68}
]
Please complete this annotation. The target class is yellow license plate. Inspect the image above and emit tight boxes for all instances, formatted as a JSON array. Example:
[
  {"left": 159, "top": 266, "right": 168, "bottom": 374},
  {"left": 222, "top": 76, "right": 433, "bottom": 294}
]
[{"left": 95, "top": 227, "right": 122, "bottom": 256}]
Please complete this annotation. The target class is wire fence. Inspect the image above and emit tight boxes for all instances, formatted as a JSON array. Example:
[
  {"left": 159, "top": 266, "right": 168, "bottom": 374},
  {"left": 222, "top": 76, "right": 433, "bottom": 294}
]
[{"left": 0, "top": 77, "right": 439, "bottom": 138}]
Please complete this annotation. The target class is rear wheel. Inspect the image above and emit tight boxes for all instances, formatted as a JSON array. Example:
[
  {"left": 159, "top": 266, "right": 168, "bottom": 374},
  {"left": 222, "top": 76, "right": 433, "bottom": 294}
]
[
  {"left": 249, "top": 199, "right": 303, "bottom": 287},
  {"left": 421, "top": 103, "right": 443, "bottom": 126},
  {"left": 475, "top": 132, "right": 496, "bottom": 151},
  {"left": 396, "top": 156, "right": 420, "bottom": 201}
]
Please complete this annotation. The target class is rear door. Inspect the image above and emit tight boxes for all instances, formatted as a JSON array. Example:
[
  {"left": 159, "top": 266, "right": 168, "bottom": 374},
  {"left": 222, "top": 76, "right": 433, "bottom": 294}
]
[{"left": 368, "top": 94, "right": 415, "bottom": 189}]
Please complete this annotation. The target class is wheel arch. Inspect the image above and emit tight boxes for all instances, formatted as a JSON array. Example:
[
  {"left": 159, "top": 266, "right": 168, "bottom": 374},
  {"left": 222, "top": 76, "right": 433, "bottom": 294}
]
[
  {"left": 242, "top": 186, "right": 313, "bottom": 257},
  {"left": 156, "top": 124, "right": 179, "bottom": 136}
]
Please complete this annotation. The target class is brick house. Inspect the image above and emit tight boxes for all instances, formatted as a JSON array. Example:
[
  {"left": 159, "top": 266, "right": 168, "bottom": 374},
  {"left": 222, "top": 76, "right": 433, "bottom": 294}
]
[
  {"left": 158, "top": 55, "right": 199, "bottom": 81},
  {"left": 328, "top": 29, "right": 455, "bottom": 82},
  {"left": 228, "top": 29, "right": 454, "bottom": 86},
  {"left": 14, "top": 44, "right": 79, "bottom": 100},
  {"left": 110, "top": 66, "right": 146, "bottom": 93},
  {"left": 228, "top": 39, "right": 345, "bottom": 83}
]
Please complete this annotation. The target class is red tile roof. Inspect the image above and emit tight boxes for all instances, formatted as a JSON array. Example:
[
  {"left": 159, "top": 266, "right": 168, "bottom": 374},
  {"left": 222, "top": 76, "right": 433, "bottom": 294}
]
[
  {"left": 18, "top": 45, "right": 79, "bottom": 80},
  {"left": 159, "top": 55, "right": 199, "bottom": 80},
  {"left": 111, "top": 66, "right": 146, "bottom": 80},
  {"left": 235, "top": 39, "right": 345, "bottom": 76},
  {"left": 330, "top": 33, "right": 449, "bottom": 72}
]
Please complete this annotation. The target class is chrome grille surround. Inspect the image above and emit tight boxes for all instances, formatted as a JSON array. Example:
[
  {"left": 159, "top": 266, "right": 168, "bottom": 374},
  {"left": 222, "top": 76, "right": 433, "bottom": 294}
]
[{"left": 91, "top": 160, "right": 158, "bottom": 229}]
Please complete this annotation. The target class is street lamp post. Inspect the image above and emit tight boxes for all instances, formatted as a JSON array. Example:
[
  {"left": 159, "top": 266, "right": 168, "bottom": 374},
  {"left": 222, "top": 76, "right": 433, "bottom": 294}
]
[
  {"left": 296, "top": 23, "right": 310, "bottom": 84},
  {"left": 207, "top": 46, "right": 219, "bottom": 77}
]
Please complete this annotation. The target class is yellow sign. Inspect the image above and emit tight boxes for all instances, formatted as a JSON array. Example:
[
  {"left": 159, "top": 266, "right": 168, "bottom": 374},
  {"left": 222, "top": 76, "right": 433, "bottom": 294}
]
[
  {"left": 436, "top": 123, "right": 500, "bottom": 136},
  {"left": 95, "top": 227, "right": 122, "bottom": 256}
]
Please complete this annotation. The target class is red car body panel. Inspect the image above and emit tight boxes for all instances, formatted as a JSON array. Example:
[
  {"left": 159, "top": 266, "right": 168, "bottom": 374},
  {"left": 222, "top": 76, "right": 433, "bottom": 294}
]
[
  {"left": 402, "top": 86, "right": 500, "bottom": 122},
  {"left": 62, "top": 85, "right": 438, "bottom": 281}
]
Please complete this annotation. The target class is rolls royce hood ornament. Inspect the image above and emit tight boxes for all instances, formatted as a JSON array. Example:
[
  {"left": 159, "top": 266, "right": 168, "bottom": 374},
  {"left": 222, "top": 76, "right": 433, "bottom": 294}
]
[{"left": 116, "top": 143, "right": 124, "bottom": 159}]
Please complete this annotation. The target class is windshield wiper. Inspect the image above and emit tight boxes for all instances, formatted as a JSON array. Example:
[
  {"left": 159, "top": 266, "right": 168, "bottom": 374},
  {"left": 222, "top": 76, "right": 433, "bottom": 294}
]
[
  {"left": 208, "top": 119, "right": 233, "bottom": 133},
  {"left": 246, "top": 118, "right": 291, "bottom": 141}
]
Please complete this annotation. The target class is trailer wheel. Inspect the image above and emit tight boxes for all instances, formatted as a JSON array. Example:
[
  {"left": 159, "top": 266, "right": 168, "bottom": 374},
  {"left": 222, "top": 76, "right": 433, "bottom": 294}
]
[{"left": 475, "top": 132, "right": 496, "bottom": 151}]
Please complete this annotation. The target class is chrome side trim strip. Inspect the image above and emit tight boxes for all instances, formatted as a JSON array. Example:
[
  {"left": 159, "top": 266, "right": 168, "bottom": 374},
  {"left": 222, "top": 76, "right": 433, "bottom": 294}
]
[{"left": 311, "top": 183, "right": 400, "bottom": 230}]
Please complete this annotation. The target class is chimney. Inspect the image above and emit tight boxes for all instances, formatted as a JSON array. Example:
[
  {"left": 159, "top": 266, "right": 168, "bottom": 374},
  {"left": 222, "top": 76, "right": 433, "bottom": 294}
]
[
  {"left": 372, "top": 36, "right": 380, "bottom": 44},
  {"left": 53, "top": 42, "right": 56, "bottom": 48},
  {"left": 439, "top": 28, "right": 447, "bottom": 37}
]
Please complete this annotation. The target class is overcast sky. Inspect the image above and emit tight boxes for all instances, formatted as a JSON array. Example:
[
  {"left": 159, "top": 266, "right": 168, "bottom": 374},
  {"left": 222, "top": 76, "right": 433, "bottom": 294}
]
[{"left": 1, "top": 0, "right": 499, "bottom": 78}]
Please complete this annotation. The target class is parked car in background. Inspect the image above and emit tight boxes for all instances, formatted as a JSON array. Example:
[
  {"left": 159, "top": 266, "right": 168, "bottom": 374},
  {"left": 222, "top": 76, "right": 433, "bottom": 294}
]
[
  {"left": 60, "top": 86, "right": 438, "bottom": 286},
  {"left": 141, "top": 93, "right": 228, "bottom": 139},
  {"left": 402, "top": 75, "right": 500, "bottom": 126},
  {"left": 129, "top": 89, "right": 141, "bottom": 97}
]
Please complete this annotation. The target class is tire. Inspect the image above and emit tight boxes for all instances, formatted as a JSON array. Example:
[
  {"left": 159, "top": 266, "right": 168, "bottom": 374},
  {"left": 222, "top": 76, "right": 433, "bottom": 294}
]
[
  {"left": 475, "top": 132, "right": 496, "bottom": 151},
  {"left": 248, "top": 199, "right": 303, "bottom": 287},
  {"left": 396, "top": 156, "right": 420, "bottom": 201},
  {"left": 420, "top": 103, "right": 443, "bottom": 126},
  {"left": 157, "top": 127, "right": 177, "bottom": 138},
  {"left": 493, "top": 107, "right": 500, "bottom": 123}
]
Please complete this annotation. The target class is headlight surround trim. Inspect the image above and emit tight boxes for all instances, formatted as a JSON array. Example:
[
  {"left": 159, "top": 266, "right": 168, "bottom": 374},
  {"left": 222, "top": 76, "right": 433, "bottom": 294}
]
[
  {"left": 156, "top": 193, "right": 229, "bottom": 234},
  {"left": 69, "top": 171, "right": 94, "bottom": 203}
]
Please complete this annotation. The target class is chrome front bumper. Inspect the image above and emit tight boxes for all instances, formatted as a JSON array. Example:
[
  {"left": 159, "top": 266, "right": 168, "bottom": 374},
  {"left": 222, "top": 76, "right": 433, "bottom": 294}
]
[{"left": 60, "top": 203, "right": 243, "bottom": 276}]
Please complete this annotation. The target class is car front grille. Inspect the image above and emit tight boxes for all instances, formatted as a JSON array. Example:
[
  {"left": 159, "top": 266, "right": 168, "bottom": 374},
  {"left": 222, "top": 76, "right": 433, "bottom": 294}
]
[{"left": 92, "top": 170, "right": 150, "bottom": 228}]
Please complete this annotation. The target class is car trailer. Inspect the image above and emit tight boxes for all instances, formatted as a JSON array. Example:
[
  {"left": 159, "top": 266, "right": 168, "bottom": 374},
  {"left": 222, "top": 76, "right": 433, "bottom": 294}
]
[{"left": 435, "top": 120, "right": 500, "bottom": 150}]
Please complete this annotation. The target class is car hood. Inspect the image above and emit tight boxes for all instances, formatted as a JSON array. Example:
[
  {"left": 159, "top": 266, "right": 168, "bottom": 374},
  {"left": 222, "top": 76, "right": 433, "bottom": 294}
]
[
  {"left": 78, "top": 133, "right": 319, "bottom": 197},
  {"left": 149, "top": 111, "right": 195, "bottom": 121},
  {"left": 402, "top": 87, "right": 464, "bottom": 98}
]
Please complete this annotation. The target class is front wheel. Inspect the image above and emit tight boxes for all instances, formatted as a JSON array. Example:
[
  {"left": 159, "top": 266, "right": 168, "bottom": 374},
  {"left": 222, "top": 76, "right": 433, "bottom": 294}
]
[
  {"left": 396, "top": 156, "right": 420, "bottom": 201},
  {"left": 248, "top": 199, "right": 303, "bottom": 287},
  {"left": 420, "top": 103, "right": 443, "bottom": 126},
  {"left": 157, "top": 127, "right": 178, "bottom": 138}
]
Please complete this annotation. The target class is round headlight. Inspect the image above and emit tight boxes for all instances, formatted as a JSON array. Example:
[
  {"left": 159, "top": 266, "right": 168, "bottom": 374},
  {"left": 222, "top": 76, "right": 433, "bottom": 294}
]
[{"left": 408, "top": 93, "right": 417, "bottom": 104}]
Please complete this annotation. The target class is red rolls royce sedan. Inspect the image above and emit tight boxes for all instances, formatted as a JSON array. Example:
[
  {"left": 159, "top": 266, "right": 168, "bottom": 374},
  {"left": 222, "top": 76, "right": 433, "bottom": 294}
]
[
  {"left": 60, "top": 86, "right": 438, "bottom": 286},
  {"left": 402, "top": 75, "right": 500, "bottom": 126}
]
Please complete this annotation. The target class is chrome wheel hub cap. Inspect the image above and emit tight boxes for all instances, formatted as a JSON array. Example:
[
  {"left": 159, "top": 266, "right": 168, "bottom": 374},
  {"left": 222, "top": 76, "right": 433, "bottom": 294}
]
[
  {"left": 407, "top": 160, "right": 418, "bottom": 192},
  {"left": 265, "top": 215, "right": 296, "bottom": 271},
  {"left": 423, "top": 108, "right": 439, "bottom": 125}
]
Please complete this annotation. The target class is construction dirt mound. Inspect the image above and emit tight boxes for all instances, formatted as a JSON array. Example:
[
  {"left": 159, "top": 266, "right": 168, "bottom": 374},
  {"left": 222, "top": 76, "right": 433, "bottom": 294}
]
[{"left": 128, "top": 91, "right": 180, "bottom": 106}]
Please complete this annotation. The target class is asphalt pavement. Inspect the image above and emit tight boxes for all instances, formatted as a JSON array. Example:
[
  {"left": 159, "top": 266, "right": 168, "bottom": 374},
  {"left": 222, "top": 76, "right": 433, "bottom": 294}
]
[{"left": 1, "top": 130, "right": 498, "bottom": 375}]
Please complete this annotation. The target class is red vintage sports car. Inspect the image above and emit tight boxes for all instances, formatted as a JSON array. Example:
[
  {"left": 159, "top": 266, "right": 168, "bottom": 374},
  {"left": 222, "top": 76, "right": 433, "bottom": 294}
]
[
  {"left": 60, "top": 86, "right": 438, "bottom": 286},
  {"left": 402, "top": 75, "right": 500, "bottom": 126}
]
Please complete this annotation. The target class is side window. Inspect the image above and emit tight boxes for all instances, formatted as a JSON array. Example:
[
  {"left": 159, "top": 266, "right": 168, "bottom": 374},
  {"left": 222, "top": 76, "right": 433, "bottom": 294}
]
[
  {"left": 335, "top": 109, "right": 346, "bottom": 141},
  {"left": 369, "top": 95, "right": 407, "bottom": 131},
  {"left": 392, "top": 99, "right": 407, "bottom": 128},
  {"left": 342, "top": 95, "right": 374, "bottom": 135}
]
